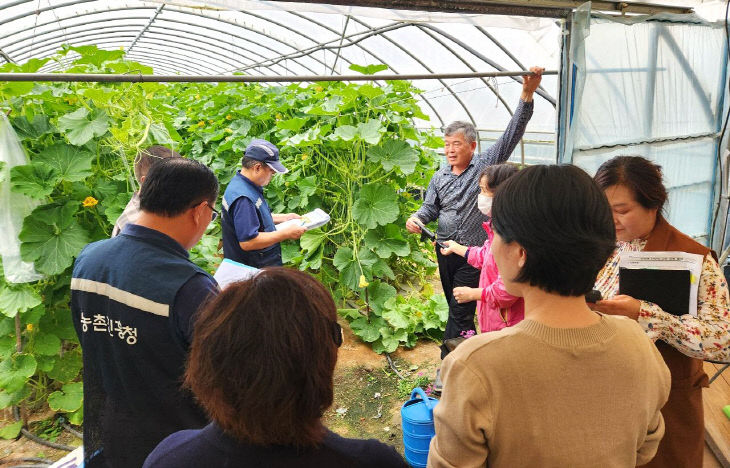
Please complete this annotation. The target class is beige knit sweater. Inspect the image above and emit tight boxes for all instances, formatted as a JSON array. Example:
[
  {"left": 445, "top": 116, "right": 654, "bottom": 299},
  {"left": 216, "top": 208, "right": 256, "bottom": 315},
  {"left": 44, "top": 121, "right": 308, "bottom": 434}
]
[{"left": 428, "top": 314, "right": 671, "bottom": 468}]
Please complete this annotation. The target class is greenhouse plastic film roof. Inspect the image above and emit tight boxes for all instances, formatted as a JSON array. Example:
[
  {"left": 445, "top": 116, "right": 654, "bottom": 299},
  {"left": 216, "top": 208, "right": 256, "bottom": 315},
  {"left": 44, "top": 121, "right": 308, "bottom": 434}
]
[{"left": 0, "top": 0, "right": 569, "bottom": 162}]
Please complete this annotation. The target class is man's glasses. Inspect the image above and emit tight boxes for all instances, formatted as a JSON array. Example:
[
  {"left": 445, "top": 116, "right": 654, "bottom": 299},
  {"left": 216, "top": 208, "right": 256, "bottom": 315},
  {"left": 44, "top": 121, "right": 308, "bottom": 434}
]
[{"left": 205, "top": 202, "right": 220, "bottom": 222}]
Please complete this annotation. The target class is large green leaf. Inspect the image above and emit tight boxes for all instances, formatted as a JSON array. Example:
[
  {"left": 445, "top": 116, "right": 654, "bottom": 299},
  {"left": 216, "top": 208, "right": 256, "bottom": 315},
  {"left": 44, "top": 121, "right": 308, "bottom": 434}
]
[
  {"left": 47, "top": 350, "right": 82, "bottom": 383},
  {"left": 32, "top": 333, "right": 61, "bottom": 356},
  {"left": 67, "top": 45, "right": 125, "bottom": 68},
  {"left": 11, "top": 115, "right": 52, "bottom": 140},
  {"left": 19, "top": 203, "right": 90, "bottom": 275},
  {"left": 0, "top": 386, "right": 31, "bottom": 409},
  {"left": 333, "top": 125, "right": 357, "bottom": 141},
  {"left": 349, "top": 316, "right": 386, "bottom": 342},
  {"left": 0, "top": 354, "right": 37, "bottom": 393},
  {"left": 364, "top": 224, "right": 411, "bottom": 259},
  {"left": 0, "top": 421, "right": 23, "bottom": 439},
  {"left": 300, "top": 229, "right": 326, "bottom": 253},
  {"left": 383, "top": 306, "right": 411, "bottom": 330},
  {"left": 34, "top": 143, "right": 93, "bottom": 182},
  {"left": 357, "top": 119, "right": 383, "bottom": 145},
  {"left": 57, "top": 108, "right": 109, "bottom": 146},
  {"left": 352, "top": 184, "right": 399, "bottom": 229},
  {"left": 366, "top": 281, "right": 397, "bottom": 314},
  {"left": 48, "top": 381, "right": 83, "bottom": 412},
  {"left": 367, "top": 140, "right": 418, "bottom": 175},
  {"left": 0, "top": 284, "right": 41, "bottom": 318},
  {"left": 333, "top": 247, "right": 377, "bottom": 290},
  {"left": 10, "top": 164, "right": 58, "bottom": 199},
  {"left": 349, "top": 64, "right": 389, "bottom": 75}
]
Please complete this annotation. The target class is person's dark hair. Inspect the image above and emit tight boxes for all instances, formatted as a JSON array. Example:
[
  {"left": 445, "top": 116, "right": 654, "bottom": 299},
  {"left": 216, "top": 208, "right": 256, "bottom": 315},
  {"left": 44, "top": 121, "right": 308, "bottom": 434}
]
[
  {"left": 133, "top": 145, "right": 182, "bottom": 183},
  {"left": 241, "top": 156, "right": 263, "bottom": 169},
  {"left": 491, "top": 164, "right": 616, "bottom": 296},
  {"left": 481, "top": 163, "right": 520, "bottom": 191},
  {"left": 185, "top": 267, "right": 340, "bottom": 447},
  {"left": 139, "top": 158, "right": 218, "bottom": 217},
  {"left": 593, "top": 156, "right": 667, "bottom": 214}
]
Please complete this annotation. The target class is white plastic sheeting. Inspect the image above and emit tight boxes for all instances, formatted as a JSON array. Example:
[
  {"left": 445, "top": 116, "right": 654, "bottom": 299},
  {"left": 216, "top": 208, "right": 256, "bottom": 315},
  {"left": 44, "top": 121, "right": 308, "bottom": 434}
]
[
  {"left": 562, "top": 6, "right": 727, "bottom": 246},
  {"left": 0, "top": 114, "right": 44, "bottom": 283}
]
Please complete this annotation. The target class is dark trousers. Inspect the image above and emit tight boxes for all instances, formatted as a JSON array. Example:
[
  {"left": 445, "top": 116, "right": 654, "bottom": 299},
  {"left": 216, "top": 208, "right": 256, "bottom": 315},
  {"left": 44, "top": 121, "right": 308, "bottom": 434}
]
[{"left": 436, "top": 248, "right": 480, "bottom": 359}]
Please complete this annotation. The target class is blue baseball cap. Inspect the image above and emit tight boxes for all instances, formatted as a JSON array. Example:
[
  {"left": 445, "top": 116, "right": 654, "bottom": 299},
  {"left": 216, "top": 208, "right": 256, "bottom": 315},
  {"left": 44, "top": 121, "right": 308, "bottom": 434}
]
[{"left": 244, "top": 139, "right": 288, "bottom": 174}]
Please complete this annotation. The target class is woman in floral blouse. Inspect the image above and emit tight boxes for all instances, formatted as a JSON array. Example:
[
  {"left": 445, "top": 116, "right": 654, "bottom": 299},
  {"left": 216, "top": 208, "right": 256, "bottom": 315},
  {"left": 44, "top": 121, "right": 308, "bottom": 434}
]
[{"left": 592, "top": 156, "right": 730, "bottom": 468}]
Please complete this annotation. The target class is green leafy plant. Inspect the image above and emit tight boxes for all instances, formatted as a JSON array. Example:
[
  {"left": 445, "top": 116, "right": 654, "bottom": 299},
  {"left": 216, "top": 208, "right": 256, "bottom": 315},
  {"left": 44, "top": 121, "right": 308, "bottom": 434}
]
[{"left": 0, "top": 48, "right": 446, "bottom": 429}]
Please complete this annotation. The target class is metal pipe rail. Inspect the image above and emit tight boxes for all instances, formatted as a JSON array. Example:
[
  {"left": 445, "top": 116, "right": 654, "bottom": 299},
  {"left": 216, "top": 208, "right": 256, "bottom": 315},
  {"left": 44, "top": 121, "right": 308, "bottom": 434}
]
[{"left": 0, "top": 70, "right": 558, "bottom": 83}]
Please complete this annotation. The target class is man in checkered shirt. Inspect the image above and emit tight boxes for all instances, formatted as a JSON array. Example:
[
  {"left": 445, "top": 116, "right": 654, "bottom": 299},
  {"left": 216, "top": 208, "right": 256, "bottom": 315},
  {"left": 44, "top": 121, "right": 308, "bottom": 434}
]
[
  {"left": 406, "top": 68, "right": 544, "bottom": 368},
  {"left": 112, "top": 146, "right": 182, "bottom": 237}
]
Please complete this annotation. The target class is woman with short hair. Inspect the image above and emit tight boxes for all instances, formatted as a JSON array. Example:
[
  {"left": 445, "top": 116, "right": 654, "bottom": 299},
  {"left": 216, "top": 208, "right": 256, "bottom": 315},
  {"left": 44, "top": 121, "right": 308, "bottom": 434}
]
[
  {"left": 428, "top": 164, "right": 671, "bottom": 468},
  {"left": 143, "top": 267, "right": 406, "bottom": 468},
  {"left": 593, "top": 155, "right": 730, "bottom": 467}
]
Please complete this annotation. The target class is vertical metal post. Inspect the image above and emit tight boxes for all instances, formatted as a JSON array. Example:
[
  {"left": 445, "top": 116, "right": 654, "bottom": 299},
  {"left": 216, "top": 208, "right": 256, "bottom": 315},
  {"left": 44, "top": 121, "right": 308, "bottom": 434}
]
[{"left": 643, "top": 25, "right": 659, "bottom": 140}]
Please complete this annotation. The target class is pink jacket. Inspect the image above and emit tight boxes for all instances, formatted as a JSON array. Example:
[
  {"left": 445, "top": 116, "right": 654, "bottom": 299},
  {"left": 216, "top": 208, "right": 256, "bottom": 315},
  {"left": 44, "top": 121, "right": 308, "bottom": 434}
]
[{"left": 466, "top": 221, "right": 525, "bottom": 333}]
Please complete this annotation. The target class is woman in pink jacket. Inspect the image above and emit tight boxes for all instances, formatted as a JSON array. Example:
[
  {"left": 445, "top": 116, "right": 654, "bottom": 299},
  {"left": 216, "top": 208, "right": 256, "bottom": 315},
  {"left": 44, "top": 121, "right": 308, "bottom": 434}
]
[{"left": 441, "top": 164, "right": 524, "bottom": 333}]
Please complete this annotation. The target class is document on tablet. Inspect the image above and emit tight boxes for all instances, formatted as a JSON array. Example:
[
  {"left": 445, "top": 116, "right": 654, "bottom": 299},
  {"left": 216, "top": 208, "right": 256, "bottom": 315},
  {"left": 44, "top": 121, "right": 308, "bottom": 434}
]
[
  {"left": 214, "top": 258, "right": 259, "bottom": 290},
  {"left": 618, "top": 251, "right": 703, "bottom": 316},
  {"left": 275, "top": 208, "right": 330, "bottom": 231}
]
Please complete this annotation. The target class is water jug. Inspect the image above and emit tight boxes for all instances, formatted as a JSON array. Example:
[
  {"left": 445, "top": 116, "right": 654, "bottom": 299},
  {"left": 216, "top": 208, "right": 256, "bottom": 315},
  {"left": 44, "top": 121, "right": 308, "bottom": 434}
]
[{"left": 401, "top": 387, "right": 439, "bottom": 468}]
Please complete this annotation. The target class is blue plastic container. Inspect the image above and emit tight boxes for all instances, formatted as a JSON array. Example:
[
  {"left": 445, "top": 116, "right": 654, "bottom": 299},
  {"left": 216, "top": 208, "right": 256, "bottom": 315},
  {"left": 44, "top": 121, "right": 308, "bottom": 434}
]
[{"left": 401, "top": 387, "right": 439, "bottom": 468}]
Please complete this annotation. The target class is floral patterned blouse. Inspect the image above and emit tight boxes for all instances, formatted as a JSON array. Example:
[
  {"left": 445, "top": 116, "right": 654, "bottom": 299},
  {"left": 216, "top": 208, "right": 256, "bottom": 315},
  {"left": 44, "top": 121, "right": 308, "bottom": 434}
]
[{"left": 595, "top": 239, "right": 730, "bottom": 362}]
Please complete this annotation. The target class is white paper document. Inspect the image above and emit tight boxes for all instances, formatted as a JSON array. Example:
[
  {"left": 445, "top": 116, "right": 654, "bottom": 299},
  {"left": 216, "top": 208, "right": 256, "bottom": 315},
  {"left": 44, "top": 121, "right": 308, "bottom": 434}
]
[
  {"left": 214, "top": 258, "right": 259, "bottom": 290},
  {"left": 275, "top": 208, "right": 330, "bottom": 231},
  {"left": 618, "top": 251, "right": 704, "bottom": 316}
]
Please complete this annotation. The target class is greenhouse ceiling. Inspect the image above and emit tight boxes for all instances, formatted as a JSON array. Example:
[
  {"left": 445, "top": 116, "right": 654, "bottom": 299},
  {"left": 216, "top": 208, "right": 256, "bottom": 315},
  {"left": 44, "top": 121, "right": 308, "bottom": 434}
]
[{"left": 0, "top": 0, "right": 723, "bottom": 142}]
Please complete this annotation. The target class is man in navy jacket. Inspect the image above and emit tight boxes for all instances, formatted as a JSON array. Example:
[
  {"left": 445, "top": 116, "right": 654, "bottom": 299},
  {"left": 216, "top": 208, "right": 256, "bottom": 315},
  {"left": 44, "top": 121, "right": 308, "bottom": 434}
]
[{"left": 71, "top": 158, "right": 220, "bottom": 467}]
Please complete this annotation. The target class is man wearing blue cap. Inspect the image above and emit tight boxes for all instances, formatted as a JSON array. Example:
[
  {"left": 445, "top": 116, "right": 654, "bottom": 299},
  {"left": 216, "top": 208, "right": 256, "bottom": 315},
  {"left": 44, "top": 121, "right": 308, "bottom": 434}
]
[{"left": 221, "top": 139, "right": 305, "bottom": 268}]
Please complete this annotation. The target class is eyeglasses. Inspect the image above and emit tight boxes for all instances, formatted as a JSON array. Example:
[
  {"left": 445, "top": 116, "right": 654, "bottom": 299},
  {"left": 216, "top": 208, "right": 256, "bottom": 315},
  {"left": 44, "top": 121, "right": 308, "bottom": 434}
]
[{"left": 205, "top": 202, "right": 220, "bottom": 222}]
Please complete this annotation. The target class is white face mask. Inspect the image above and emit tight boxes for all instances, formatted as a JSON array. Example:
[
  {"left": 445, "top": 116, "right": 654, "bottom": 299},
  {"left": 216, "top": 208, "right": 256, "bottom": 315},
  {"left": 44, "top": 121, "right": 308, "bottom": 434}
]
[{"left": 478, "top": 194, "right": 493, "bottom": 216}]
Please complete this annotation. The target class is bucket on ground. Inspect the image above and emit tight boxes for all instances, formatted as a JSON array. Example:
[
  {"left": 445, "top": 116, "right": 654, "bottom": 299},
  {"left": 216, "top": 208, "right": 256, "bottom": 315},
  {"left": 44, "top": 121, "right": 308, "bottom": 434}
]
[{"left": 401, "top": 387, "right": 439, "bottom": 468}]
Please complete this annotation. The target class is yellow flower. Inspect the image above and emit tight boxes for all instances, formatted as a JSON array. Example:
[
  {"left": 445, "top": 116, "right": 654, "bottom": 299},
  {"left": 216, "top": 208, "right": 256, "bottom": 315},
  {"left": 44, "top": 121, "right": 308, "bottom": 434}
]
[
  {"left": 166, "top": 92, "right": 171, "bottom": 96},
  {"left": 26, "top": 323, "right": 33, "bottom": 331},
  {"left": 197, "top": 121, "right": 205, "bottom": 127},
  {"left": 209, "top": 120, "right": 214, "bottom": 124},
  {"left": 195, "top": 94, "right": 201, "bottom": 100},
  {"left": 276, "top": 113, "right": 283, "bottom": 120},
  {"left": 82, "top": 196, "right": 98, "bottom": 207},
  {"left": 226, "top": 114, "right": 232, "bottom": 120},
  {"left": 301, "top": 153, "right": 308, "bottom": 161},
  {"left": 224, "top": 127, "right": 233, "bottom": 134},
  {"left": 359, "top": 275, "right": 369, "bottom": 288}
]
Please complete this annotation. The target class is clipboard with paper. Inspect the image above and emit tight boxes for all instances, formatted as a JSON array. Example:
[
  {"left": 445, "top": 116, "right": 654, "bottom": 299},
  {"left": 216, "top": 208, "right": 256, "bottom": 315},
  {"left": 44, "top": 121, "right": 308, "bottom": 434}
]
[{"left": 618, "top": 251, "right": 703, "bottom": 317}]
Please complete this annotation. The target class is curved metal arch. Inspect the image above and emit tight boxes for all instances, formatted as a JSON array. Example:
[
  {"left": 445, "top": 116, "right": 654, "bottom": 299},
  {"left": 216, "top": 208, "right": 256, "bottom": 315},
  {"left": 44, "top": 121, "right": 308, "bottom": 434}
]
[
  {"left": 152, "top": 11, "right": 332, "bottom": 75},
  {"left": 1, "top": 4, "right": 326, "bottom": 77},
  {"left": 7, "top": 26, "right": 246, "bottom": 72},
  {"left": 414, "top": 25, "right": 515, "bottom": 114},
  {"left": 143, "top": 14, "right": 322, "bottom": 76},
  {"left": 116, "top": 47, "right": 218, "bottom": 75},
  {"left": 227, "top": 15, "right": 409, "bottom": 73},
  {"left": 287, "top": 11, "right": 446, "bottom": 127},
  {"left": 419, "top": 24, "right": 556, "bottom": 106},
  {"left": 0, "top": 0, "right": 102, "bottom": 27},
  {"left": 1, "top": 8, "right": 303, "bottom": 76},
  {"left": 10, "top": 28, "right": 143, "bottom": 57},
  {"left": 1, "top": 16, "right": 150, "bottom": 45},
  {"left": 120, "top": 38, "right": 240, "bottom": 73},
  {"left": 349, "top": 18, "right": 477, "bottom": 128},
  {"left": 475, "top": 26, "right": 556, "bottom": 108}
]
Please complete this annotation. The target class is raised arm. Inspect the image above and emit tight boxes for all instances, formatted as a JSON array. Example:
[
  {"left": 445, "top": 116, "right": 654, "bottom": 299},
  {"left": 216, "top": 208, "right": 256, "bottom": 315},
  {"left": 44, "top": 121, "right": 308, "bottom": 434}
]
[{"left": 481, "top": 67, "right": 543, "bottom": 166}]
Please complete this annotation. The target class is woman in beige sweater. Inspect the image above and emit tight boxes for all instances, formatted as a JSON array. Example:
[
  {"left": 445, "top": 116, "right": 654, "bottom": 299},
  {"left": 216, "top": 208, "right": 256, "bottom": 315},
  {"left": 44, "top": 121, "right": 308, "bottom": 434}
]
[{"left": 428, "top": 165, "right": 671, "bottom": 468}]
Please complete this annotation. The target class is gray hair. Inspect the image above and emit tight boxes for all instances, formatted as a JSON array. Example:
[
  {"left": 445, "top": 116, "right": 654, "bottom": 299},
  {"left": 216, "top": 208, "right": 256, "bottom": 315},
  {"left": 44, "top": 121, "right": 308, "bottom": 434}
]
[{"left": 444, "top": 121, "right": 477, "bottom": 144}]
